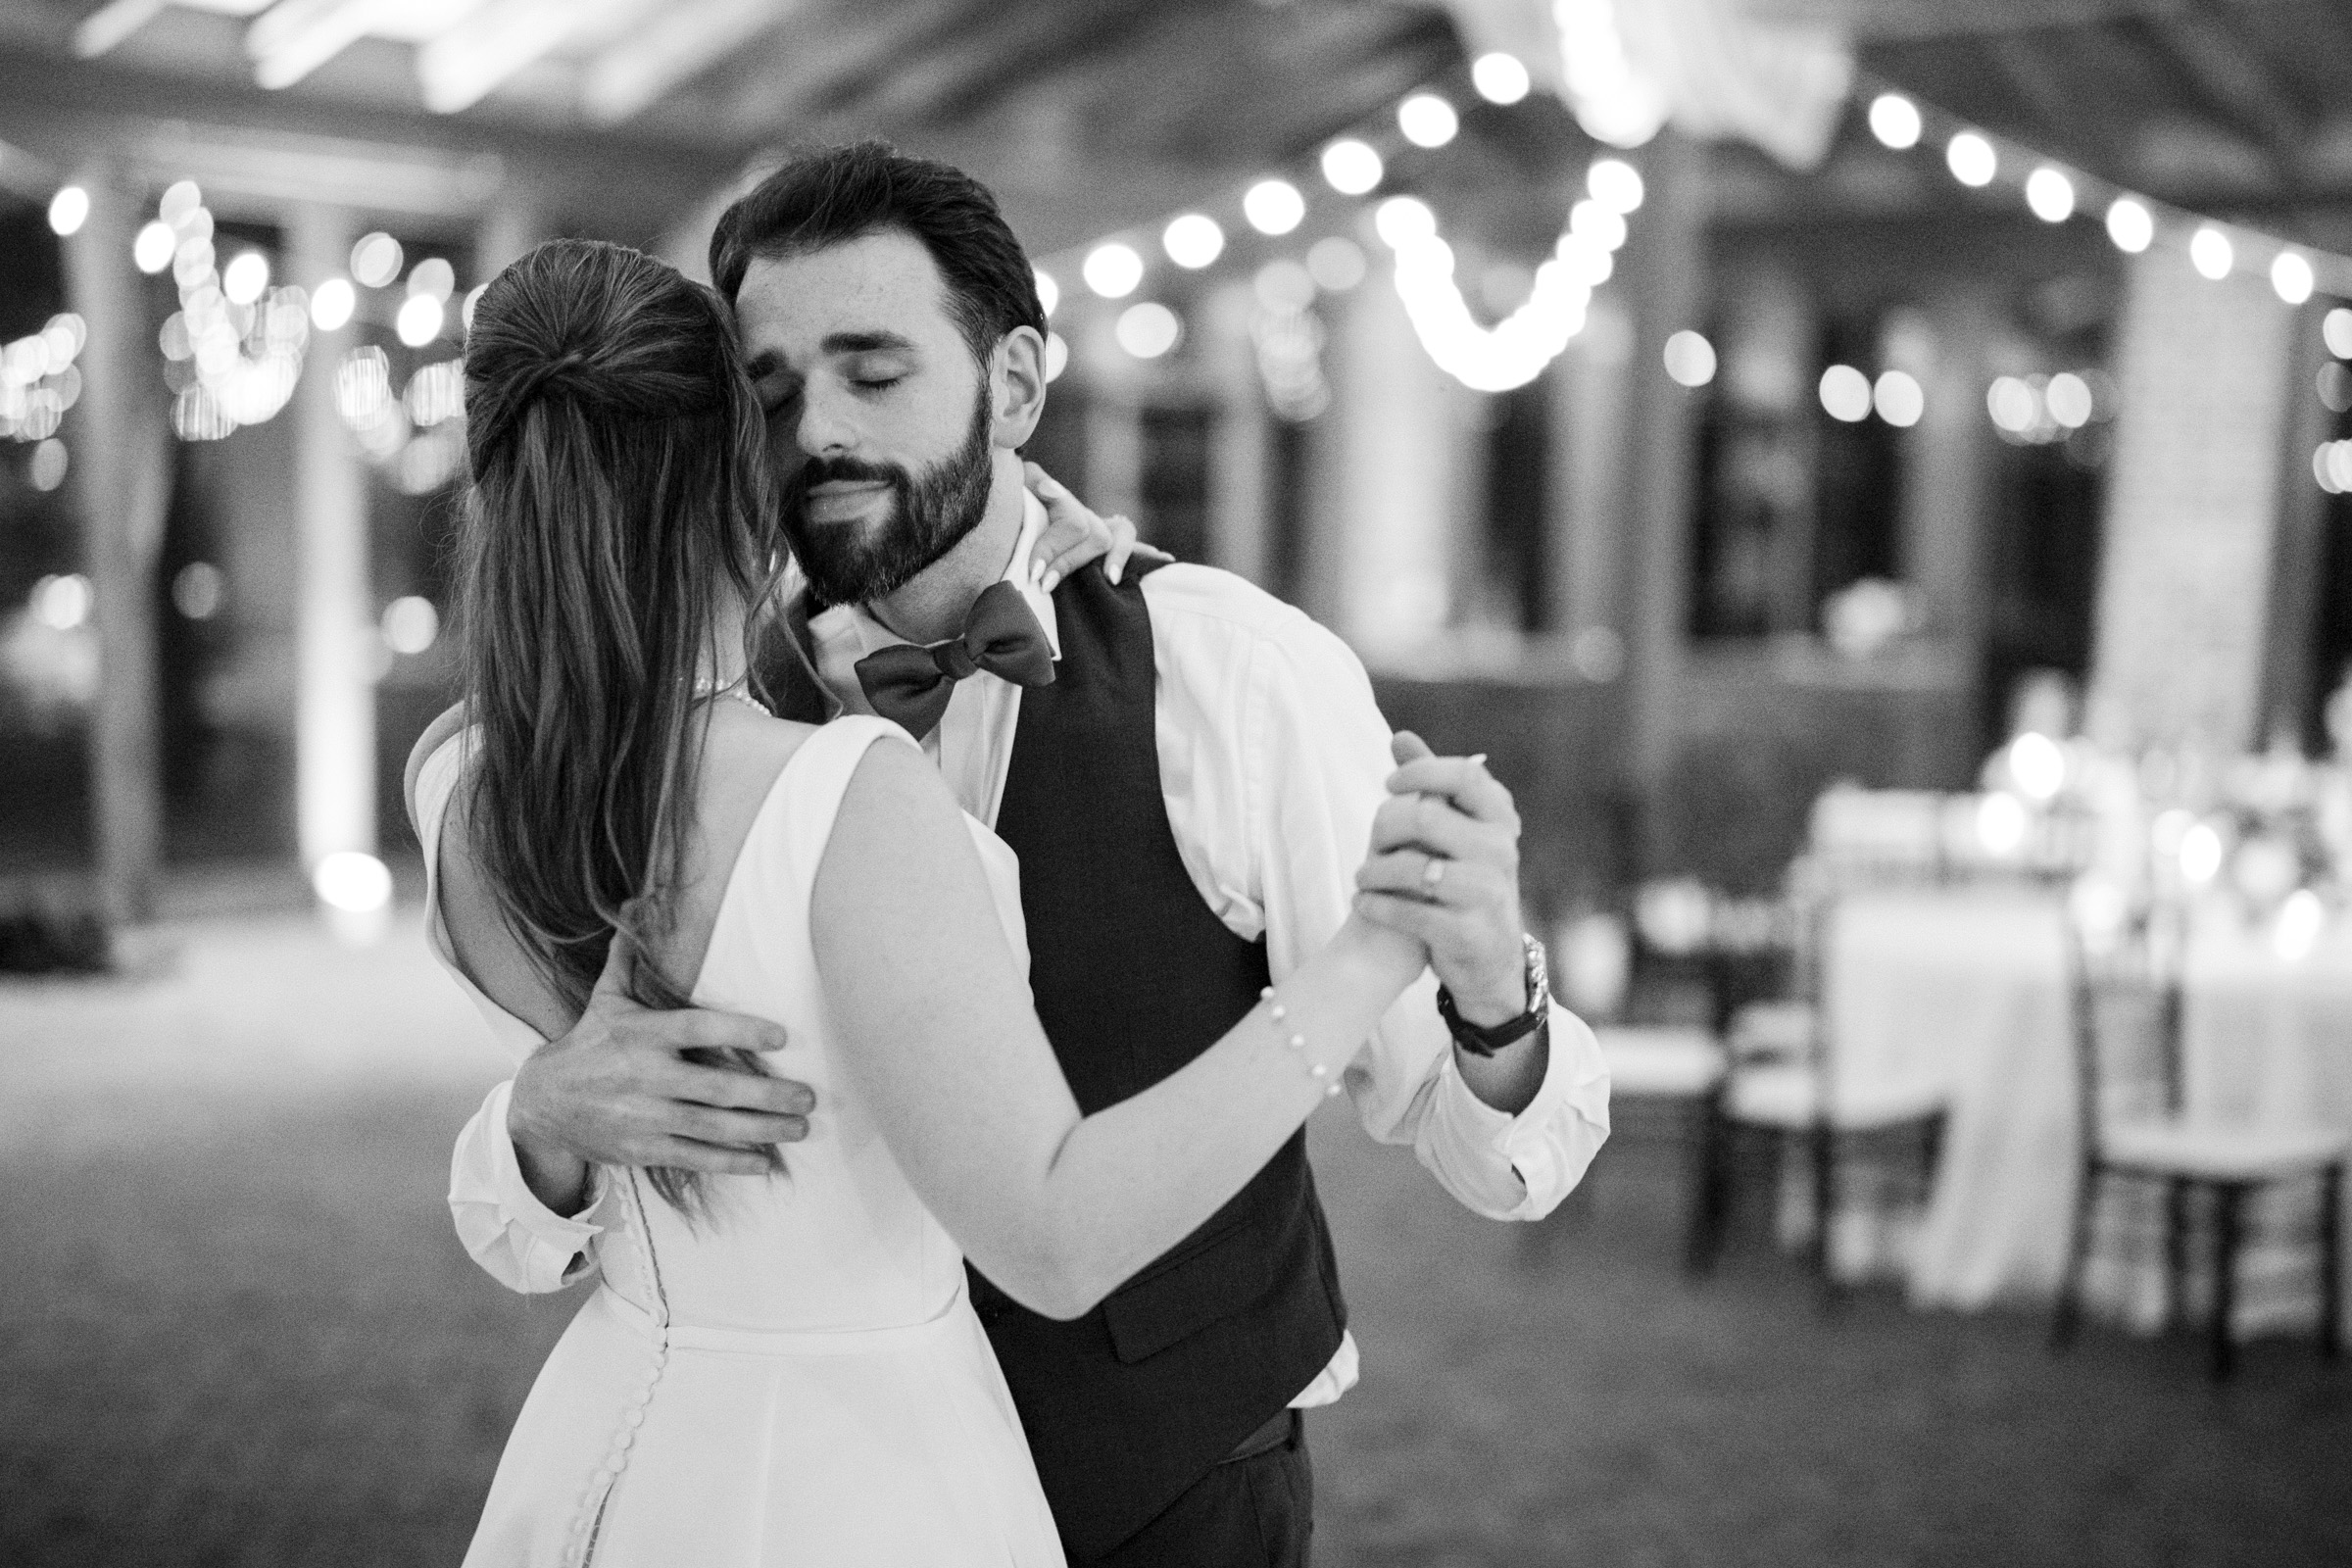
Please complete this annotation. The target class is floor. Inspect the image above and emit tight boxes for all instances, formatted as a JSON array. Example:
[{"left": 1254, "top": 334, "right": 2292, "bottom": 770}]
[{"left": 1, "top": 912, "right": 2346, "bottom": 1567}]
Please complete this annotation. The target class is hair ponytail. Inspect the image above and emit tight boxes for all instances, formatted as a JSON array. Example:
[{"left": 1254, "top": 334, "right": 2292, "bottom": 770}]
[{"left": 460, "top": 238, "right": 784, "bottom": 1217}]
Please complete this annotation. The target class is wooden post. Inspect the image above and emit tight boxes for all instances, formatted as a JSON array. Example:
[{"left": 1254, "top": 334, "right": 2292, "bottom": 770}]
[
  {"left": 2088, "top": 248, "right": 2297, "bottom": 755},
  {"left": 1308, "top": 259, "right": 1464, "bottom": 662},
  {"left": 286, "top": 203, "right": 375, "bottom": 873},
  {"left": 60, "top": 163, "right": 168, "bottom": 922},
  {"left": 1618, "top": 131, "right": 1710, "bottom": 802}
]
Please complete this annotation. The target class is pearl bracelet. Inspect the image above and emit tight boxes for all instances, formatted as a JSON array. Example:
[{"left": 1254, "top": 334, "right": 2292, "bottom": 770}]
[{"left": 1259, "top": 987, "right": 1344, "bottom": 1099}]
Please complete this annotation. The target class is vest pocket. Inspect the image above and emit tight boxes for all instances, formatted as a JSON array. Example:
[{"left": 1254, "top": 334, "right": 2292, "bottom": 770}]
[{"left": 1100, "top": 1215, "right": 1283, "bottom": 1364}]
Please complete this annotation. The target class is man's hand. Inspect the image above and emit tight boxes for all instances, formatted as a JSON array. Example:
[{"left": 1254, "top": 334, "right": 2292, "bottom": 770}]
[
  {"left": 507, "top": 933, "right": 814, "bottom": 1214},
  {"left": 1352, "top": 733, "right": 1546, "bottom": 1113},
  {"left": 1024, "top": 461, "right": 1171, "bottom": 591}
]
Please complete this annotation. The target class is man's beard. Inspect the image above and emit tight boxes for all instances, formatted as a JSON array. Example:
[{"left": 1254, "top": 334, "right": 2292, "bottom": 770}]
[{"left": 781, "top": 388, "right": 995, "bottom": 609}]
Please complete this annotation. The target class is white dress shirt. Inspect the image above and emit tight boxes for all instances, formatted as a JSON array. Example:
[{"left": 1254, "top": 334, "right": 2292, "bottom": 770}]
[{"left": 442, "top": 492, "right": 1610, "bottom": 1410}]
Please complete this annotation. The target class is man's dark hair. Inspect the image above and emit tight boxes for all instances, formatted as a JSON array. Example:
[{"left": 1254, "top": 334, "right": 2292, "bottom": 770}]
[{"left": 709, "top": 140, "right": 1046, "bottom": 363}]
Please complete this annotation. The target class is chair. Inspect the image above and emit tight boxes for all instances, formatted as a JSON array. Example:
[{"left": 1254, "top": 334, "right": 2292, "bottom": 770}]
[
  {"left": 2051, "top": 925, "right": 2347, "bottom": 1380},
  {"left": 1689, "top": 891, "right": 1948, "bottom": 1298},
  {"left": 1592, "top": 1025, "right": 1728, "bottom": 1272}
]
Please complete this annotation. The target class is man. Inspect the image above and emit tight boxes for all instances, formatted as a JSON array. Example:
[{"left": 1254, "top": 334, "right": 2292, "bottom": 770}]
[{"left": 448, "top": 143, "right": 1608, "bottom": 1565}]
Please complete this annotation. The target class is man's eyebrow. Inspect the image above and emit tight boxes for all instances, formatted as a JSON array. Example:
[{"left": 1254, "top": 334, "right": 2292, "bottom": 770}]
[{"left": 820, "top": 330, "right": 917, "bottom": 355}]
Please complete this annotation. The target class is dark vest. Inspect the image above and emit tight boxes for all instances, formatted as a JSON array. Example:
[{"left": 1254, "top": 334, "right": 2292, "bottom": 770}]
[
  {"left": 758, "top": 564, "right": 1348, "bottom": 1559},
  {"left": 979, "top": 560, "right": 1346, "bottom": 1560}
]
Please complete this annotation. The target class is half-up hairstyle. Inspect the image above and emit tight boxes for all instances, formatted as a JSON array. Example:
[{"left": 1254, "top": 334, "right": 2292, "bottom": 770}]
[{"left": 460, "top": 237, "right": 781, "bottom": 1216}]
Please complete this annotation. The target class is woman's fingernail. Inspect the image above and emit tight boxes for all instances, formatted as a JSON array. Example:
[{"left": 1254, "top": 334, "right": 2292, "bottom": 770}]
[
  {"left": 1041, "top": 570, "right": 1060, "bottom": 592},
  {"left": 1108, "top": 564, "right": 1123, "bottom": 583},
  {"left": 1468, "top": 754, "right": 1488, "bottom": 766}
]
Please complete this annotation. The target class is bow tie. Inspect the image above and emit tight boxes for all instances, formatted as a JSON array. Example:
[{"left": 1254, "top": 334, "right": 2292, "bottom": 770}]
[{"left": 854, "top": 579, "right": 1055, "bottom": 737}]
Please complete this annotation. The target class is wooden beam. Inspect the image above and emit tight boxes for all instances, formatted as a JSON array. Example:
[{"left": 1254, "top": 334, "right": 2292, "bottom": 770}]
[
  {"left": 246, "top": 0, "right": 396, "bottom": 89},
  {"left": 0, "top": 47, "right": 732, "bottom": 234},
  {"left": 415, "top": 0, "right": 652, "bottom": 115},
  {"left": 583, "top": 0, "right": 796, "bottom": 125}
]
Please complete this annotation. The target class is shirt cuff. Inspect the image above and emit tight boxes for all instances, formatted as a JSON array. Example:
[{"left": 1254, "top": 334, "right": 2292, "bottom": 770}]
[
  {"left": 448, "top": 1079, "right": 605, "bottom": 1294},
  {"left": 1427, "top": 1000, "right": 1610, "bottom": 1221}
]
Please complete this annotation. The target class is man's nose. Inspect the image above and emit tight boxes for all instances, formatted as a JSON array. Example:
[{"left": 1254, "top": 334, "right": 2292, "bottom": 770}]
[{"left": 794, "top": 386, "right": 858, "bottom": 459}]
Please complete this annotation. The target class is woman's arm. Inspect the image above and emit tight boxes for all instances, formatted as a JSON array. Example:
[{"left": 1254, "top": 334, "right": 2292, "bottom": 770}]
[{"left": 812, "top": 738, "right": 1423, "bottom": 1320}]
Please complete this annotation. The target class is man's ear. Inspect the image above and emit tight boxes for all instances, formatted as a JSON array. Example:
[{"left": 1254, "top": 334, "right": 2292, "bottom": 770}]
[{"left": 992, "top": 326, "right": 1048, "bottom": 449}]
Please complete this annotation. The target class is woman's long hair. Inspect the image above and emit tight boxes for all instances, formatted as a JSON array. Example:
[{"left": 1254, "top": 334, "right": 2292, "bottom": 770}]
[{"left": 460, "top": 238, "right": 781, "bottom": 1215}]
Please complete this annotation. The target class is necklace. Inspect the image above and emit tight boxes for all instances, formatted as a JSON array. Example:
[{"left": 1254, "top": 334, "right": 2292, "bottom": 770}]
[{"left": 693, "top": 677, "right": 771, "bottom": 717}]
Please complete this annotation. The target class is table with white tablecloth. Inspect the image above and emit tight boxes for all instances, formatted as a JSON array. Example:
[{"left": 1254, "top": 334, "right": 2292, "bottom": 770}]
[{"left": 1804, "top": 888, "right": 2352, "bottom": 1341}]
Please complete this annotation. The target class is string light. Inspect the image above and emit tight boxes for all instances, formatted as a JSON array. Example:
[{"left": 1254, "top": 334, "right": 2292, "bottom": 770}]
[
  {"left": 1115, "top": 302, "right": 1182, "bottom": 360},
  {"left": 1587, "top": 159, "right": 1644, "bottom": 214},
  {"left": 2190, "top": 225, "right": 2233, "bottom": 280},
  {"left": 1867, "top": 93, "right": 1921, "bottom": 150},
  {"left": 1162, "top": 214, "right": 1225, "bottom": 270},
  {"left": 2105, "top": 197, "right": 2153, "bottom": 254},
  {"left": 1082, "top": 242, "right": 1144, "bottom": 299},
  {"left": 133, "top": 220, "right": 175, "bottom": 273},
  {"left": 1319, "top": 140, "right": 1382, "bottom": 197},
  {"left": 2025, "top": 166, "right": 2074, "bottom": 223},
  {"left": 1471, "top": 52, "right": 1530, "bottom": 105},
  {"left": 2327, "top": 308, "right": 2352, "bottom": 360},
  {"left": 1945, "top": 131, "right": 1996, "bottom": 187},
  {"left": 310, "top": 277, "right": 356, "bottom": 331},
  {"left": 1819, "top": 364, "right": 1872, "bottom": 421},
  {"left": 2272, "top": 251, "right": 2315, "bottom": 305},
  {"left": 1396, "top": 94, "right": 1458, "bottom": 149},
  {"left": 1873, "top": 369, "right": 1924, "bottom": 426},
  {"left": 1663, "top": 330, "right": 1716, "bottom": 387},
  {"left": 47, "top": 186, "right": 89, "bottom": 237},
  {"left": 1243, "top": 179, "right": 1305, "bottom": 236}
]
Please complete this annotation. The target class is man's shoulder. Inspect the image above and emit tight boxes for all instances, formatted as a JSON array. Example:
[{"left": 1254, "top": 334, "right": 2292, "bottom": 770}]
[{"left": 1137, "top": 562, "right": 1347, "bottom": 658}]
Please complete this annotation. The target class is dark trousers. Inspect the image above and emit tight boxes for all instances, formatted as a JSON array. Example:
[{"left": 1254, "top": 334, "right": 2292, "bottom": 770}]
[{"left": 1079, "top": 1411, "right": 1312, "bottom": 1568}]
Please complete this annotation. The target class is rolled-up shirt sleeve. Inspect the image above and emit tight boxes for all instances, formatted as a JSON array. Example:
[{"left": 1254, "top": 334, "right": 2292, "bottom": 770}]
[
  {"left": 1237, "top": 611, "right": 1609, "bottom": 1221},
  {"left": 448, "top": 1078, "right": 606, "bottom": 1294}
]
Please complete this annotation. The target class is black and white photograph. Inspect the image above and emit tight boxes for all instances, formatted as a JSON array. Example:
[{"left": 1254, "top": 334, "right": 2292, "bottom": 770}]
[{"left": 1, "top": 1, "right": 2348, "bottom": 1564}]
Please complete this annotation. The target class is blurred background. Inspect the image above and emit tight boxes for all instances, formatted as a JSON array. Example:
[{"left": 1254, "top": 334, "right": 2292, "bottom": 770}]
[{"left": 3, "top": 0, "right": 2350, "bottom": 1562}]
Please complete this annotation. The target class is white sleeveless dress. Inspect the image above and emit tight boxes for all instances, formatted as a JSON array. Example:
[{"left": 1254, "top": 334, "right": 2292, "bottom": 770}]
[{"left": 414, "top": 715, "right": 1067, "bottom": 1568}]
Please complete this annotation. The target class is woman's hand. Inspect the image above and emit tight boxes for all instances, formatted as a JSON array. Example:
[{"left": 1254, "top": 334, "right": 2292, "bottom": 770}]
[
  {"left": 1024, "top": 461, "right": 1173, "bottom": 591},
  {"left": 1352, "top": 732, "right": 1529, "bottom": 1029}
]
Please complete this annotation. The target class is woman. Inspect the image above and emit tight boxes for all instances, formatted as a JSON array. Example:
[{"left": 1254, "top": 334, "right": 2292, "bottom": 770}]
[{"left": 411, "top": 239, "right": 1466, "bottom": 1566}]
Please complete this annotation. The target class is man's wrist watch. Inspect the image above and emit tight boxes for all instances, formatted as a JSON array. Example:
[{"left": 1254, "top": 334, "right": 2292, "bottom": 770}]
[{"left": 1435, "top": 932, "right": 1550, "bottom": 1058}]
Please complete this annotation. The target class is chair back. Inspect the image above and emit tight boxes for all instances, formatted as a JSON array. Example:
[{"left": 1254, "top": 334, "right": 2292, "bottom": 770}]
[{"left": 2065, "top": 915, "right": 2185, "bottom": 1163}]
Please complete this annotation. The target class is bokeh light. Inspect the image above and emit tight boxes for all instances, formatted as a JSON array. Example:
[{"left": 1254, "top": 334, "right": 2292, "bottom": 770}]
[
  {"left": 1033, "top": 268, "right": 1058, "bottom": 318},
  {"left": 2271, "top": 251, "right": 2314, "bottom": 305},
  {"left": 221, "top": 250, "right": 270, "bottom": 306},
  {"left": 350, "top": 232, "right": 403, "bottom": 289},
  {"left": 1662, "top": 329, "right": 1716, "bottom": 387},
  {"left": 1587, "top": 158, "right": 1644, "bottom": 214},
  {"left": 1162, "top": 214, "right": 1225, "bottom": 269},
  {"left": 133, "top": 220, "right": 176, "bottom": 273},
  {"left": 2025, "top": 167, "right": 2074, "bottom": 222},
  {"left": 2189, "top": 225, "right": 2232, "bottom": 280},
  {"left": 1397, "top": 94, "right": 1458, "bottom": 149},
  {"left": 1306, "top": 236, "right": 1367, "bottom": 292},
  {"left": 1115, "top": 302, "right": 1182, "bottom": 360},
  {"left": 1818, "top": 364, "right": 1872, "bottom": 421},
  {"left": 395, "top": 293, "right": 445, "bottom": 348},
  {"left": 1243, "top": 179, "right": 1305, "bottom": 236},
  {"left": 1471, "top": 52, "right": 1530, "bottom": 105},
  {"left": 381, "top": 596, "right": 440, "bottom": 655},
  {"left": 2105, "top": 197, "right": 2153, "bottom": 253},
  {"left": 1320, "top": 140, "right": 1382, "bottom": 196},
  {"left": 1873, "top": 368, "right": 1924, "bottom": 426},
  {"left": 1867, "top": 93, "right": 1921, "bottom": 150},
  {"left": 47, "top": 186, "right": 89, "bottom": 237},
  {"left": 1082, "top": 242, "right": 1144, "bottom": 299},
  {"left": 310, "top": 276, "right": 356, "bottom": 331},
  {"left": 1945, "top": 132, "right": 1996, "bottom": 187}
]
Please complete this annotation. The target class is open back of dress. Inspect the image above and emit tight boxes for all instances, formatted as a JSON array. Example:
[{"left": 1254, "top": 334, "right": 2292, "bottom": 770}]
[{"left": 414, "top": 714, "right": 1062, "bottom": 1568}]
